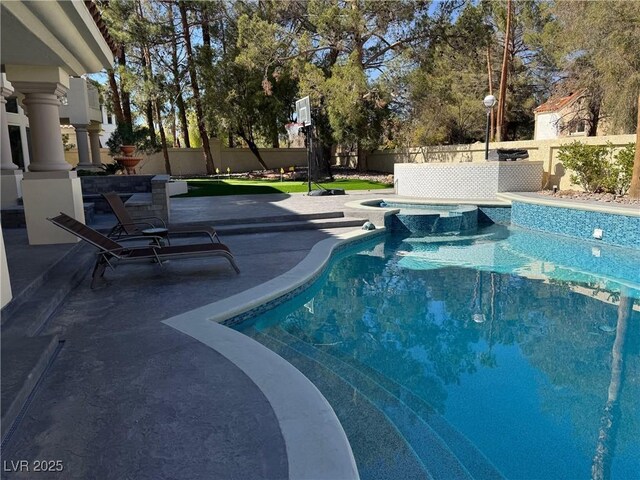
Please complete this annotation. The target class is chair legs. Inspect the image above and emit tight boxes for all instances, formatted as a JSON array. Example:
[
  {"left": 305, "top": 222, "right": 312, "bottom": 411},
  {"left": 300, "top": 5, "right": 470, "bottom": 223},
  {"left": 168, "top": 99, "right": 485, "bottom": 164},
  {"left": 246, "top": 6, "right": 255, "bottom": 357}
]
[
  {"left": 225, "top": 254, "right": 241, "bottom": 274},
  {"left": 90, "top": 251, "right": 238, "bottom": 288},
  {"left": 90, "top": 257, "right": 108, "bottom": 289}
]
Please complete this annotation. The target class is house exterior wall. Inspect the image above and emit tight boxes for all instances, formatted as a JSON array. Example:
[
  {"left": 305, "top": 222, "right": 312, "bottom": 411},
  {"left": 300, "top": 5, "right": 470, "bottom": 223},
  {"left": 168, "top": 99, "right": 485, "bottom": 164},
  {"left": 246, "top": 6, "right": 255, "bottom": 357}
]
[{"left": 534, "top": 112, "right": 560, "bottom": 140}]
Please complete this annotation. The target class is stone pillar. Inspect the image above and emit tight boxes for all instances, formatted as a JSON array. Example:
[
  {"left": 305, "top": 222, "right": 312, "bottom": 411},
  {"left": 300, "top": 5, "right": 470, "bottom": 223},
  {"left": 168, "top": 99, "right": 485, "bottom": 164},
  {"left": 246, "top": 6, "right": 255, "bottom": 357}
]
[
  {"left": 9, "top": 69, "right": 84, "bottom": 244},
  {"left": 1, "top": 73, "right": 23, "bottom": 208},
  {"left": 88, "top": 125, "right": 103, "bottom": 168},
  {"left": 74, "top": 124, "right": 92, "bottom": 169}
]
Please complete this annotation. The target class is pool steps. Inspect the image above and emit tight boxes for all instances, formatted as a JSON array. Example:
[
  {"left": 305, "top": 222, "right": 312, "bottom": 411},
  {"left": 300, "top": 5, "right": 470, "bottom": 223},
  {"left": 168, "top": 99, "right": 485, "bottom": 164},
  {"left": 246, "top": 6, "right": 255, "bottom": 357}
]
[{"left": 252, "top": 326, "right": 505, "bottom": 480}]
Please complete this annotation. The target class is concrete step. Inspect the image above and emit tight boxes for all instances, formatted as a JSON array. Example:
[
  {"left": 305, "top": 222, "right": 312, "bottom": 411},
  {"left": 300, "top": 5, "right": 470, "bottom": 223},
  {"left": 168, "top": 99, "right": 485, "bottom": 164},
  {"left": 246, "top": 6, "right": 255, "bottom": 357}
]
[
  {"left": 211, "top": 211, "right": 346, "bottom": 226},
  {"left": 1, "top": 243, "right": 93, "bottom": 326},
  {"left": 216, "top": 217, "right": 368, "bottom": 236},
  {"left": 1, "top": 242, "right": 94, "bottom": 447},
  {"left": 1, "top": 335, "right": 62, "bottom": 443}
]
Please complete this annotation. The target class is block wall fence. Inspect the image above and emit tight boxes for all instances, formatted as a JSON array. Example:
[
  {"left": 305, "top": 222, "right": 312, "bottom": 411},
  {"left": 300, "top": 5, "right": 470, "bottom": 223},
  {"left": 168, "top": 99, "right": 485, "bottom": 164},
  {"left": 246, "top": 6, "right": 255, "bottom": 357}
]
[{"left": 64, "top": 134, "right": 636, "bottom": 191}]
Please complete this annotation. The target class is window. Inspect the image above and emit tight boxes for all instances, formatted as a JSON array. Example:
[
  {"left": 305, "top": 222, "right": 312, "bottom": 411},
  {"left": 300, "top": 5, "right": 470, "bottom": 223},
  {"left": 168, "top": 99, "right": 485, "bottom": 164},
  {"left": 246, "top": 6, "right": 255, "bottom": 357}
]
[
  {"left": 8, "top": 126, "right": 24, "bottom": 169},
  {"left": 107, "top": 114, "right": 113, "bottom": 125},
  {"left": 6, "top": 97, "right": 18, "bottom": 114}
]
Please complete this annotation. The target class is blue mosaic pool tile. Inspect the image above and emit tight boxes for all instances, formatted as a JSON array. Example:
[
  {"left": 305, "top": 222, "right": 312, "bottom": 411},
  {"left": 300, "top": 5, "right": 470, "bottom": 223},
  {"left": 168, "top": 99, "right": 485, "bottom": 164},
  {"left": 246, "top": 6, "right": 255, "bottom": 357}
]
[
  {"left": 222, "top": 231, "right": 385, "bottom": 327},
  {"left": 511, "top": 201, "right": 640, "bottom": 248},
  {"left": 478, "top": 207, "right": 512, "bottom": 225}
]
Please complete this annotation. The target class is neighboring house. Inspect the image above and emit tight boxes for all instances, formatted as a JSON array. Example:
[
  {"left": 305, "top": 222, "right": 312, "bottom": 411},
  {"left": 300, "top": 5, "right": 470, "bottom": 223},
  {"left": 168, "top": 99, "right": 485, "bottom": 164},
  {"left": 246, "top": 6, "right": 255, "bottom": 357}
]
[
  {"left": 534, "top": 90, "right": 588, "bottom": 140},
  {"left": 100, "top": 103, "right": 117, "bottom": 145},
  {"left": 61, "top": 100, "right": 117, "bottom": 150}
]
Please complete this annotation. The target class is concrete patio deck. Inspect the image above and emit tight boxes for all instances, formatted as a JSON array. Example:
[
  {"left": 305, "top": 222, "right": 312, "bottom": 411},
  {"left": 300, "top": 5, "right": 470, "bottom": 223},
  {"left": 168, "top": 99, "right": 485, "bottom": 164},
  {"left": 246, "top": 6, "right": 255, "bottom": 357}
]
[{"left": 1, "top": 190, "right": 390, "bottom": 480}]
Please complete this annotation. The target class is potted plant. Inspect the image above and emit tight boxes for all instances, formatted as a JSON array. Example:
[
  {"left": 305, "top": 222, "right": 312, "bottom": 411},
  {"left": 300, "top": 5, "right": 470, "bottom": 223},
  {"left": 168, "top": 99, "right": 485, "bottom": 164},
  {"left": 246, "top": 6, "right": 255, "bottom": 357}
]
[
  {"left": 106, "top": 122, "right": 160, "bottom": 174},
  {"left": 106, "top": 122, "right": 160, "bottom": 156}
]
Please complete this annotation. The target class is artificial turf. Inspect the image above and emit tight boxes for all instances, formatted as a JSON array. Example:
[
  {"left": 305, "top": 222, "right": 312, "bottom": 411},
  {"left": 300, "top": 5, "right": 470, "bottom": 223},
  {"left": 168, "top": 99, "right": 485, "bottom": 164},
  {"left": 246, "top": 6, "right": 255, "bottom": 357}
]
[{"left": 176, "top": 178, "right": 392, "bottom": 196}]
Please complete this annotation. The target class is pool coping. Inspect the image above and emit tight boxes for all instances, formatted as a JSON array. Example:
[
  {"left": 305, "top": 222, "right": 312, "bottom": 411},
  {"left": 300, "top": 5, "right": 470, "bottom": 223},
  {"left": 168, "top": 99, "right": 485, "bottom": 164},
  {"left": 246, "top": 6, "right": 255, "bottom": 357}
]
[
  {"left": 497, "top": 192, "right": 640, "bottom": 217},
  {"left": 345, "top": 196, "right": 511, "bottom": 211},
  {"left": 163, "top": 228, "right": 385, "bottom": 480}
]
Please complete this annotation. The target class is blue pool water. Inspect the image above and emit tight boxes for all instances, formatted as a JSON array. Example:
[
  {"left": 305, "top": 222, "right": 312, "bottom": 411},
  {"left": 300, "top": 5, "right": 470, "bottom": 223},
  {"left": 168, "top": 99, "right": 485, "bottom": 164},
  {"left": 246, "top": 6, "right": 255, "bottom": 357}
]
[{"left": 235, "top": 225, "right": 640, "bottom": 480}]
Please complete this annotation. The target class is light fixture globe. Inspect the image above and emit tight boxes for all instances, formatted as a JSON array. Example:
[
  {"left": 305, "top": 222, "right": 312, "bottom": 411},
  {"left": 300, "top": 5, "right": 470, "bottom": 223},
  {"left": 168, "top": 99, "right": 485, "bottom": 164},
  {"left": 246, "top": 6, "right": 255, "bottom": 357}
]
[{"left": 483, "top": 95, "right": 497, "bottom": 109}]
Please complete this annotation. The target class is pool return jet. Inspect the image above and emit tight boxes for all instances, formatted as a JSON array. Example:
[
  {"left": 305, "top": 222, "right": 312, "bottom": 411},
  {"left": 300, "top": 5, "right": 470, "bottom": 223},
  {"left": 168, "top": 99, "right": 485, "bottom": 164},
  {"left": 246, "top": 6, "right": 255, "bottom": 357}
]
[{"left": 295, "top": 96, "right": 345, "bottom": 196}]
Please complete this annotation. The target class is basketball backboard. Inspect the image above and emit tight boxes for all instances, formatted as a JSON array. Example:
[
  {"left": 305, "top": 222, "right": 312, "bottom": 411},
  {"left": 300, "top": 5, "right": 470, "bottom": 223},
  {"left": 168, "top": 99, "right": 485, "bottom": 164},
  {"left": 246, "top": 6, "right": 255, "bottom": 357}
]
[{"left": 296, "top": 96, "right": 311, "bottom": 125}]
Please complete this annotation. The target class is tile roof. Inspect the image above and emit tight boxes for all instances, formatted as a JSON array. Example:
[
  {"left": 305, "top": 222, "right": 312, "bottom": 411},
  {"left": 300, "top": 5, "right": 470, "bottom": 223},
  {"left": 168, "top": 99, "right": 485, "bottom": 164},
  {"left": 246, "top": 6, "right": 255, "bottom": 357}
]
[
  {"left": 534, "top": 89, "right": 585, "bottom": 113},
  {"left": 84, "top": 0, "right": 119, "bottom": 57}
]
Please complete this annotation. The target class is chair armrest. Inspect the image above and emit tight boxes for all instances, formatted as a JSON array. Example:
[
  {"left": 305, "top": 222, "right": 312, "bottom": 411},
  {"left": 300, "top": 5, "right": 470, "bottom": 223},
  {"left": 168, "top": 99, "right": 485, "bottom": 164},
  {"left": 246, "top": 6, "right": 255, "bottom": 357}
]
[
  {"left": 117, "top": 235, "right": 164, "bottom": 243},
  {"left": 119, "top": 221, "right": 157, "bottom": 230},
  {"left": 99, "top": 243, "right": 161, "bottom": 255}
]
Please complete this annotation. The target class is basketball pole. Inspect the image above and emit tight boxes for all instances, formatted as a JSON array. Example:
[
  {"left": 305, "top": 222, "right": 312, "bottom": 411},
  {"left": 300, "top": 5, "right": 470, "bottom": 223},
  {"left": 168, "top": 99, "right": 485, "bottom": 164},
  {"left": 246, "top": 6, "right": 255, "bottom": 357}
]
[{"left": 307, "top": 123, "right": 312, "bottom": 194}]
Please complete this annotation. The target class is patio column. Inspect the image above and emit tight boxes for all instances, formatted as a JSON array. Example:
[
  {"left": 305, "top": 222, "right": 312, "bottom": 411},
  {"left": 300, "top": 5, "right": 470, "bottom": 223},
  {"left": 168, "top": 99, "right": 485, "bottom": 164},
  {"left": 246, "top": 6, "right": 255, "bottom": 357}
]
[
  {"left": 88, "top": 124, "right": 103, "bottom": 168},
  {"left": 1, "top": 74, "right": 23, "bottom": 207},
  {"left": 7, "top": 66, "right": 84, "bottom": 245},
  {"left": 0, "top": 227, "right": 12, "bottom": 308},
  {"left": 74, "top": 124, "right": 93, "bottom": 169}
]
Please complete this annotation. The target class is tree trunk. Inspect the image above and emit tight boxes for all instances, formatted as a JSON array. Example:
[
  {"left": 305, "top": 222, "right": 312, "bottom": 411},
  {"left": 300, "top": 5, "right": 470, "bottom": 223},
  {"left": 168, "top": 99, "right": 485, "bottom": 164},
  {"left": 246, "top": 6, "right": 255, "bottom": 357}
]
[
  {"left": 176, "top": 92, "right": 190, "bottom": 149},
  {"left": 357, "top": 143, "right": 369, "bottom": 172},
  {"left": 107, "top": 70, "right": 125, "bottom": 124},
  {"left": 629, "top": 94, "right": 640, "bottom": 198},
  {"left": 145, "top": 99, "right": 156, "bottom": 141},
  {"left": 155, "top": 98, "right": 172, "bottom": 176},
  {"left": 136, "top": 0, "right": 157, "bottom": 142},
  {"left": 486, "top": 45, "right": 495, "bottom": 141},
  {"left": 118, "top": 45, "right": 133, "bottom": 126},
  {"left": 237, "top": 127, "right": 268, "bottom": 170},
  {"left": 496, "top": 0, "right": 512, "bottom": 142},
  {"left": 200, "top": 5, "right": 212, "bottom": 100},
  {"left": 179, "top": 0, "right": 215, "bottom": 174},
  {"left": 168, "top": 4, "right": 190, "bottom": 148},
  {"left": 170, "top": 102, "right": 178, "bottom": 147},
  {"left": 591, "top": 292, "right": 632, "bottom": 480}
]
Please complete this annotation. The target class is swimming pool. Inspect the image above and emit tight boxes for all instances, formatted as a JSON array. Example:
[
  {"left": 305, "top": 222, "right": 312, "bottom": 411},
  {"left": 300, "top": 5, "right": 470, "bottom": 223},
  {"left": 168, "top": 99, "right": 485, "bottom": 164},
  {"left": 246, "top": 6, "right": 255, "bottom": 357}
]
[{"left": 235, "top": 225, "right": 640, "bottom": 480}]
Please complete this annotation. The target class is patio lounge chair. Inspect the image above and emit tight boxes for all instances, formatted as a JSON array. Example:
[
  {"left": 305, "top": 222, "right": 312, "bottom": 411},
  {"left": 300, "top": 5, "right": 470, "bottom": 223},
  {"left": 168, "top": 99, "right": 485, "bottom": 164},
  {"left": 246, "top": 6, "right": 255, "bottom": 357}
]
[
  {"left": 48, "top": 213, "right": 239, "bottom": 289},
  {"left": 102, "top": 192, "right": 219, "bottom": 243}
]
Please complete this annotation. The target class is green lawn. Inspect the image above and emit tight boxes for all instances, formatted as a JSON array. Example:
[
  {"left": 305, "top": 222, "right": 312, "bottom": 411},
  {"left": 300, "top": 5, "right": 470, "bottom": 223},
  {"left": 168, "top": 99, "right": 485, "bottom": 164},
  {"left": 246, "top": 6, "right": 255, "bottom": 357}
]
[{"left": 176, "top": 178, "right": 392, "bottom": 197}]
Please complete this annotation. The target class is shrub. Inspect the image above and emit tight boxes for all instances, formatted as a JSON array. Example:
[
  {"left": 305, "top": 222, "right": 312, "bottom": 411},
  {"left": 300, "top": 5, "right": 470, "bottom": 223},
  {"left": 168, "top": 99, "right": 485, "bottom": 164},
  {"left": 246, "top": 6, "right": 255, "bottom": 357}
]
[
  {"left": 611, "top": 143, "right": 635, "bottom": 195},
  {"left": 557, "top": 141, "right": 635, "bottom": 194}
]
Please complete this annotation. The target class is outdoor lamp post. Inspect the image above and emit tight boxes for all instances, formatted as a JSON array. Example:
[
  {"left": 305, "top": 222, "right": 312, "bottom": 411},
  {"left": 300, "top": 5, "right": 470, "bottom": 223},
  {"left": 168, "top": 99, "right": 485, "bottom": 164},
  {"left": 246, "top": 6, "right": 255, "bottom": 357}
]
[{"left": 483, "top": 95, "right": 497, "bottom": 160}]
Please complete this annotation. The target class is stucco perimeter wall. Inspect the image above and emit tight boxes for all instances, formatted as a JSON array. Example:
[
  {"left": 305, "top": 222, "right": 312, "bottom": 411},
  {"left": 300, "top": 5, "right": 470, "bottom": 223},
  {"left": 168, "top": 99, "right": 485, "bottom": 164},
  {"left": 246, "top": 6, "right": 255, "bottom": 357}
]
[
  {"left": 65, "top": 141, "right": 307, "bottom": 175},
  {"left": 368, "top": 134, "right": 636, "bottom": 190},
  {"left": 395, "top": 161, "right": 543, "bottom": 199}
]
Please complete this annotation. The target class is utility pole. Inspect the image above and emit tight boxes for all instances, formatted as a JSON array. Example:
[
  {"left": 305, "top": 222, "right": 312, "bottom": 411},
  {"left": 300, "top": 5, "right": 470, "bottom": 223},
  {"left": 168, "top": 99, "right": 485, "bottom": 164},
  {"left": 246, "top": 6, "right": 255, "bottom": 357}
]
[{"left": 496, "top": 0, "right": 512, "bottom": 142}]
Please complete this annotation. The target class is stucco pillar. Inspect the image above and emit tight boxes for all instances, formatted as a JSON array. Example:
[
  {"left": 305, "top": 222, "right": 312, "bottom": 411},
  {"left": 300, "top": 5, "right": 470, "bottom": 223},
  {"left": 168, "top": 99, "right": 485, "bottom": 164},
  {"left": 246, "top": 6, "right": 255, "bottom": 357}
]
[
  {"left": 10, "top": 76, "right": 84, "bottom": 244},
  {"left": 0, "top": 227, "right": 12, "bottom": 309},
  {"left": 1, "top": 74, "right": 23, "bottom": 207},
  {"left": 88, "top": 125, "right": 103, "bottom": 168},
  {"left": 18, "top": 83, "right": 70, "bottom": 172},
  {"left": 74, "top": 124, "right": 92, "bottom": 169}
]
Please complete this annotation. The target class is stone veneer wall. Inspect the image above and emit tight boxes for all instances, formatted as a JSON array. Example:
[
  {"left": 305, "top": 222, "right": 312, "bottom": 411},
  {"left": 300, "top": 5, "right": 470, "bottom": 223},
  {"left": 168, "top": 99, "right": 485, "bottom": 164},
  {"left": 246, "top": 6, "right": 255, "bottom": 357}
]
[
  {"left": 511, "top": 201, "right": 640, "bottom": 248},
  {"left": 79, "top": 174, "right": 170, "bottom": 223}
]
